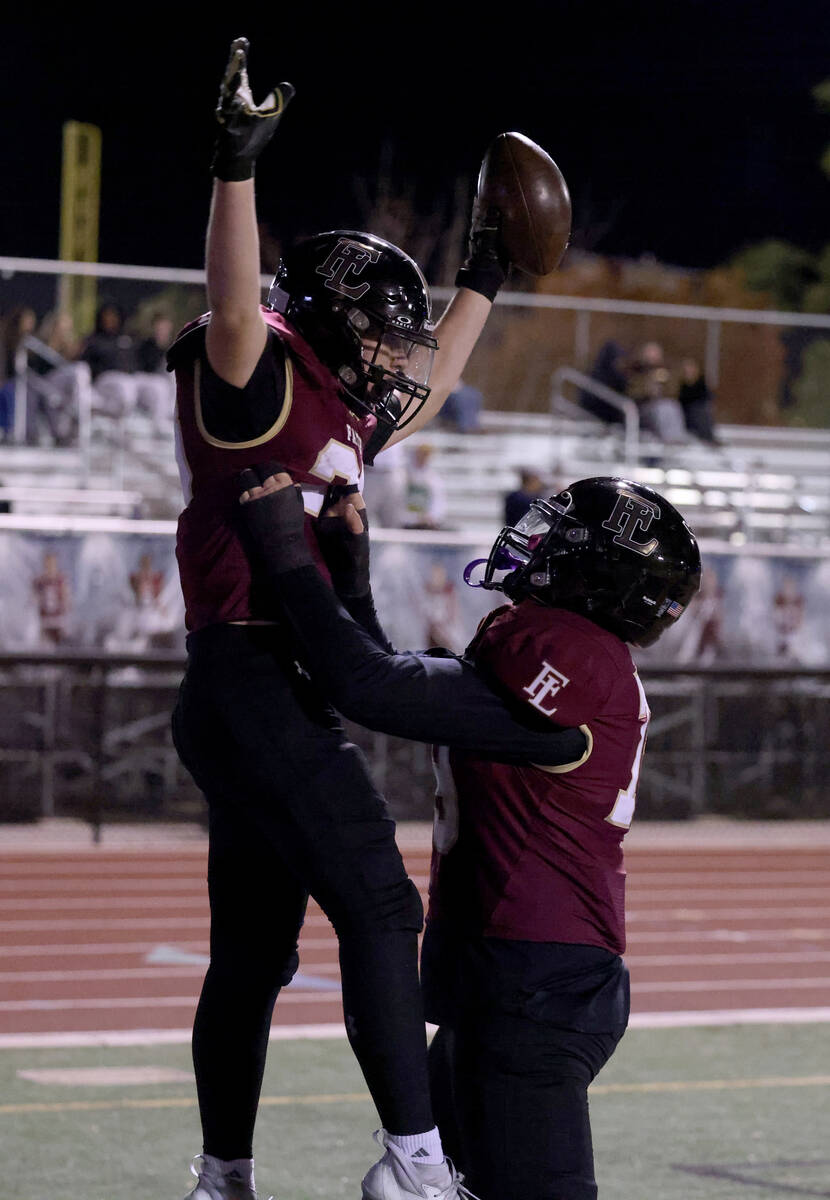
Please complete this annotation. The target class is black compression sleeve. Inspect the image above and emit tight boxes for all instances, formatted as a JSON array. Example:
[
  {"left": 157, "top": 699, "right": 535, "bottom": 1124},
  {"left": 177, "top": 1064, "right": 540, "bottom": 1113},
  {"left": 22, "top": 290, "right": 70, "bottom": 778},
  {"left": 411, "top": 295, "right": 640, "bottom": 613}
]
[
  {"left": 340, "top": 593, "right": 397, "bottom": 655},
  {"left": 277, "top": 565, "right": 587, "bottom": 765}
]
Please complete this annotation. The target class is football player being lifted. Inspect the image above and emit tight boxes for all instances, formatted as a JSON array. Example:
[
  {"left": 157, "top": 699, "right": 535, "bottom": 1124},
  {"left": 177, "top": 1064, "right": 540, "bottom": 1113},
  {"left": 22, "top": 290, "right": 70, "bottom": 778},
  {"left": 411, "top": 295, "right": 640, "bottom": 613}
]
[
  {"left": 171, "top": 35, "right": 574, "bottom": 1200},
  {"left": 233, "top": 468, "right": 701, "bottom": 1200}
]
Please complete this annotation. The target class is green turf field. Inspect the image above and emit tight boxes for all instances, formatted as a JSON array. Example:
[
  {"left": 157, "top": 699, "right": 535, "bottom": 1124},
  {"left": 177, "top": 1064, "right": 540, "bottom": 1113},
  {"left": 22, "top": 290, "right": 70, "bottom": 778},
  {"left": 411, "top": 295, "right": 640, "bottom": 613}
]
[{"left": 2, "top": 1023, "right": 828, "bottom": 1199}]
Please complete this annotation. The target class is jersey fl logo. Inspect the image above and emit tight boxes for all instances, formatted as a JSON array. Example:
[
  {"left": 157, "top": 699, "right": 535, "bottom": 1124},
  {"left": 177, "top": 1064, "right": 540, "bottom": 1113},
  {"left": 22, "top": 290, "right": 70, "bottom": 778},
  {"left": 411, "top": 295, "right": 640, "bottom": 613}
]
[
  {"left": 315, "top": 239, "right": 381, "bottom": 300},
  {"left": 602, "top": 489, "right": 660, "bottom": 556},
  {"left": 523, "top": 661, "right": 570, "bottom": 716}
]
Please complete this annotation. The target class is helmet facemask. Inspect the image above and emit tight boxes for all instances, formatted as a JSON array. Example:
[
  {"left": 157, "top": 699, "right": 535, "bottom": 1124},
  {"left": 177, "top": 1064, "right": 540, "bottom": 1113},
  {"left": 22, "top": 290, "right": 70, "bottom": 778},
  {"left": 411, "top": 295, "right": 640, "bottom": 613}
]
[{"left": 344, "top": 307, "right": 436, "bottom": 433}]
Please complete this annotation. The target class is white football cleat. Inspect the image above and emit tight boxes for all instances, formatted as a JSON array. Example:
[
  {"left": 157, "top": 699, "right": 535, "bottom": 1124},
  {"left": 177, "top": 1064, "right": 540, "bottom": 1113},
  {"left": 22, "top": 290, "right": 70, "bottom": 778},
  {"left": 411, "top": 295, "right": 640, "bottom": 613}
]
[
  {"left": 361, "top": 1130, "right": 479, "bottom": 1200},
  {"left": 181, "top": 1156, "right": 273, "bottom": 1200}
]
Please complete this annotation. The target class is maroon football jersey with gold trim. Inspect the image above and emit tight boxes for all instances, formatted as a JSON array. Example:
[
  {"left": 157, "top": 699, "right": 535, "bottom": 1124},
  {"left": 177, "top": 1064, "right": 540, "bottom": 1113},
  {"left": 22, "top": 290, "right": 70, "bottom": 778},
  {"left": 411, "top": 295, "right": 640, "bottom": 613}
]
[
  {"left": 173, "top": 308, "right": 368, "bottom": 631},
  {"left": 428, "top": 601, "right": 649, "bottom": 952}
]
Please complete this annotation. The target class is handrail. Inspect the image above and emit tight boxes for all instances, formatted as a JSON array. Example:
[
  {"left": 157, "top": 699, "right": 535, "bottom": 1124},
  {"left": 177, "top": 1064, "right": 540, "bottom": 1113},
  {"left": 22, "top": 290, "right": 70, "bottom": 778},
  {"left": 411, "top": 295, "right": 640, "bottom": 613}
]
[{"left": 550, "top": 366, "right": 641, "bottom": 464}]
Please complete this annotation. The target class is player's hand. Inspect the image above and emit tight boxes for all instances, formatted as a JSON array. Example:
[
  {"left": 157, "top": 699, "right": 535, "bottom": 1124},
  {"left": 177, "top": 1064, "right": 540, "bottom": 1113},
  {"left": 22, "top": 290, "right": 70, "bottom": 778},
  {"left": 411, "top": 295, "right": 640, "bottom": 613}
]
[
  {"left": 316, "top": 486, "right": 370, "bottom": 598},
  {"left": 455, "top": 202, "right": 510, "bottom": 301},
  {"left": 236, "top": 462, "right": 313, "bottom": 574},
  {"left": 455, "top": 203, "right": 510, "bottom": 302},
  {"left": 212, "top": 37, "right": 295, "bottom": 181}
]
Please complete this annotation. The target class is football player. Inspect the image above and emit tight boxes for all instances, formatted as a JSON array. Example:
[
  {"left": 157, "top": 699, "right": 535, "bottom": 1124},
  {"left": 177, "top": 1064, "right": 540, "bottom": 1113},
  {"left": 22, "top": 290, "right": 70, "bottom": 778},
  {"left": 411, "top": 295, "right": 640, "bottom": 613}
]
[
  {"left": 233, "top": 468, "right": 701, "bottom": 1200},
  {"left": 172, "top": 37, "right": 562, "bottom": 1200}
]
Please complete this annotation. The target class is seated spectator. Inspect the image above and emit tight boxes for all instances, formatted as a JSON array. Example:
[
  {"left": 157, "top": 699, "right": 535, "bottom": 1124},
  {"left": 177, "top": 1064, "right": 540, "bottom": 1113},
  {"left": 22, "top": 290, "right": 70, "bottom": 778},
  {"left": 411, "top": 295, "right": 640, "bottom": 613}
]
[
  {"left": 80, "top": 302, "right": 139, "bottom": 420},
  {"left": 435, "top": 376, "right": 484, "bottom": 433},
  {"left": 628, "top": 340, "right": 688, "bottom": 444},
  {"left": 403, "top": 442, "right": 447, "bottom": 529},
  {"left": 504, "top": 467, "right": 546, "bottom": 527},
  {"left": 579, "top": 340, "right": 631, "bottom": 424},
  {"left": 677, "top": 357, "right": 720, "bottom": 445}
]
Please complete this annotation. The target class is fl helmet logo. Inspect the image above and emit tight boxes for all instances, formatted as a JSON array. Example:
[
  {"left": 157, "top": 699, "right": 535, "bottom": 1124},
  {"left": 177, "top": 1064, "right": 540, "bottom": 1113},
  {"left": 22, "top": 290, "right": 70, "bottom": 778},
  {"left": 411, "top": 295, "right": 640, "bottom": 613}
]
[
  {"left": 315, "top": 239, "right": 380, "bottom": 300},
  {"left": 602, "top": 490, "right": 660, "bottom": 556}
]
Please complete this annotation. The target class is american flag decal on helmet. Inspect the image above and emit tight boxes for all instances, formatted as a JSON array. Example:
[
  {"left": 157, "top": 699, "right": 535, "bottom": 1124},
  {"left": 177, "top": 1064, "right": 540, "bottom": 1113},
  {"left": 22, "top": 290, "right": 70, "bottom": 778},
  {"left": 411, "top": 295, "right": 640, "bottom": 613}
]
[{"left": 666, "top": 600, "right": 685, "bottom": 618}]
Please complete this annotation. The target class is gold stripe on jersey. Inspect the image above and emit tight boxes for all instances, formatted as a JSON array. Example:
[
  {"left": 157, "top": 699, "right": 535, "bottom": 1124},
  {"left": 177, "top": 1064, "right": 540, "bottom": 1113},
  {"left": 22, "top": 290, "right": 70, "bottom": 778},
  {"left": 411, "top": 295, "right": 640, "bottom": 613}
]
[
  {"left": 531, "top": 724, "right": 594, "bottom": 775},
  {"left": 193, "top": 355, "right": 294, "bottom": 449}
]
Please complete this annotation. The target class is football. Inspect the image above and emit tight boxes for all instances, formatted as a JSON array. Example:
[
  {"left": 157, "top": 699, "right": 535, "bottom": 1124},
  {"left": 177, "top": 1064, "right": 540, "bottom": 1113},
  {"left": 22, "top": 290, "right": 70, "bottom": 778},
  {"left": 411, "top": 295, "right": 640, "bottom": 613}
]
[{"left": 476, "top": 131, "right": 572, "bottom": 276}]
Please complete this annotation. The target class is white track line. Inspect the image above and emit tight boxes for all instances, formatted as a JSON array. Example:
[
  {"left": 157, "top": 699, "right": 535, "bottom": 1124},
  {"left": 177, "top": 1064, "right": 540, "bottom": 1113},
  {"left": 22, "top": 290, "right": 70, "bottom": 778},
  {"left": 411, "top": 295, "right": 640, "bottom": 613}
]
[
  {"left": 627, "top": 906, "right": 830, "bottom": 921},
  {"left": 0, "top": 962, "right": 342, "bottom": 983},
  {"left": 634, "top": 977, "right": 830, "bottom": 993},
  {"left": 0, "top": 992, "right": 341, "bottom": 1012},
  {"left": 3, "top": 1008, "right": 830, "bottom": 1049},
  {"left": 3, "top": 950, "right": 830, "bottom": 982}
]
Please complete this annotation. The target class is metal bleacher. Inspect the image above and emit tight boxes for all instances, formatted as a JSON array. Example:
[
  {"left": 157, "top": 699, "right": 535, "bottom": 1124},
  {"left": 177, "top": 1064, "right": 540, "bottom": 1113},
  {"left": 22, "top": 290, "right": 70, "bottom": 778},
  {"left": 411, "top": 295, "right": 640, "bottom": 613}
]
[
  {"left": 417, "top": 409, "right": 830, "bottom": 547},
  {"left": 2, "top": 381, "right": 830, "bottom": 547}
]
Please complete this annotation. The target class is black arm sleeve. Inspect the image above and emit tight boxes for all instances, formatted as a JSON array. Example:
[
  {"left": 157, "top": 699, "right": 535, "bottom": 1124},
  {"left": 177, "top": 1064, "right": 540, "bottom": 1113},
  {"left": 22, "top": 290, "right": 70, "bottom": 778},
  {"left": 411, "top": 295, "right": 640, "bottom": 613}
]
[
  {"left": 277, "top": 565, "right": 587, "bottom": 766},
  {"left": 340, "top": 592, "right": 397, "bottom": 655}
]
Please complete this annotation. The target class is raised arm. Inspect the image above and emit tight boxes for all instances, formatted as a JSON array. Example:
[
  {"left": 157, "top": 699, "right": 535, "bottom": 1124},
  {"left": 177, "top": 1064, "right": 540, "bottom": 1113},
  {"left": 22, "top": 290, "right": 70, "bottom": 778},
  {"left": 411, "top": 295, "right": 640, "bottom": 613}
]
[
  {"left": 205, "top": 37, "right": 294, "bottom": 387},
  {"left": 236, "top": 467, "right": 587, "bottom": 766},
  {"left": 382, "top": 209, "right": 506, "bottom": 446}
]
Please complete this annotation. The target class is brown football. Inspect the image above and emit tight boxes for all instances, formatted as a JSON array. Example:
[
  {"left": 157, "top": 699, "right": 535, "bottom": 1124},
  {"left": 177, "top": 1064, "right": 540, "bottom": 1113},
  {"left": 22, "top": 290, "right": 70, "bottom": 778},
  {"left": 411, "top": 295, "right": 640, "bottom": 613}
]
[{"left": 476, "top": 131, "right": 572, "bottom": 276}]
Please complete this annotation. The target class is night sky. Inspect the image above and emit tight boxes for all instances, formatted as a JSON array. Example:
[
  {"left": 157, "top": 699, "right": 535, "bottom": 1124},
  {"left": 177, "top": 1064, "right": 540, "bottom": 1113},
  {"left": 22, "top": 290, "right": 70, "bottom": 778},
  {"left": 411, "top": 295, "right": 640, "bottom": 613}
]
[{"left": 3, "top": 1, "right": 830, "bottom": 276}]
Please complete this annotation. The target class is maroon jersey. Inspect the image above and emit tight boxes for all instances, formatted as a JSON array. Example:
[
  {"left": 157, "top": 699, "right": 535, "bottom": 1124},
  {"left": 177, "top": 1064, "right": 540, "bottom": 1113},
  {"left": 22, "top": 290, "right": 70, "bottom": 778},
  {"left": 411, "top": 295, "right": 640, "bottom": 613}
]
[
  {"left": 428, "top": 602, "right": 650, "bottom": 953},
  {"left": 171, "top": 308, "right": 368, "bottom": 631}
]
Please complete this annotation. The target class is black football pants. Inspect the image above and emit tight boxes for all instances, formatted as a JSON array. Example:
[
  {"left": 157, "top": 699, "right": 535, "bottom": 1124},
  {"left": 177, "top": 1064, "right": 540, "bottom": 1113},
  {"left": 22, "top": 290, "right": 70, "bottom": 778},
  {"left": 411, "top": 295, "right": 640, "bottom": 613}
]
[
  {"left": 172, "top": 624, "right": 433, "bottom": 1159},
  {"left": 421, "top": 924, "right": 630, "bottom": 1200}
]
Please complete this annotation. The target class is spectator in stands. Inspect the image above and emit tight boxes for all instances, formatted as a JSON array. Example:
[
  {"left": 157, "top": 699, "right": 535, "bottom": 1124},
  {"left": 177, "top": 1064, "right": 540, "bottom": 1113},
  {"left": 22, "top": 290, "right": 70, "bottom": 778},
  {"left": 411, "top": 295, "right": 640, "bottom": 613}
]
[
  {"left": 436, "top": 376, "right": 484, "bottom": 433},
  {"left": 80, "top": 302, "right": 139, "bottom": 420},
  {"left": 579, "top": 339, "right": 630, "bottom": 424},
  {"left": 81, "top": 302, "right": 174, "bottom": 436},
  {"left": 404, "top": 443, "right": 447, "bottom": 529},
  {"left": 628, "top": 340, "right": 688, "bottom": 444},
  {"left": 362, "top": 439, "right": 408, "bottom": 528},
  {"left": 503, "top": 467, "right": 546, "bottom": 527},
  {"left": 28, "top": 310, "right": 91, "bottom": 446},
  {"left": 677, "top": 357, "right": 720, "bottom": 445},
  {"left": 0, "top": 305, "right": 37, "bottom": 440},
  {"left": 135, "top": 311, "right": 177, "bottom": 435}
]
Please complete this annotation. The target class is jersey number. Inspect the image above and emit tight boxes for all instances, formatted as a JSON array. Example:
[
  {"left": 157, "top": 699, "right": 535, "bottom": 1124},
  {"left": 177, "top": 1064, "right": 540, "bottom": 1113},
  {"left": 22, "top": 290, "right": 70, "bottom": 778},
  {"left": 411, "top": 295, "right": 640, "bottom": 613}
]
[
  {"left": 308, "top": 439, "right": 361, "bottom": 486},
  {"left": 606, "top": 670, "right": 650, "bottom": 830}
]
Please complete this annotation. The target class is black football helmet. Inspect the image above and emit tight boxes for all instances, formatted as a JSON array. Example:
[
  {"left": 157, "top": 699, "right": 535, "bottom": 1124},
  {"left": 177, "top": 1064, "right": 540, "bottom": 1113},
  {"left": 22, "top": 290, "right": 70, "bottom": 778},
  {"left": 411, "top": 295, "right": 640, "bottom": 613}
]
[
  {"left": 472, "top": 477, "right": 701, "bottom": 647},
  {"left": 268, "top": 230, "right": 437, "bottom": 441}
]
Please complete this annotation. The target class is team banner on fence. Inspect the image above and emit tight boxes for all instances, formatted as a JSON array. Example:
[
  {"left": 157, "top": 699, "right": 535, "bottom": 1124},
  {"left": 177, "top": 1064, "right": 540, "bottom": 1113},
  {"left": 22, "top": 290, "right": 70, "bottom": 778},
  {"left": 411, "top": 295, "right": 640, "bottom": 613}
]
[{"left": 2, "top": 527, "right": 829, "bottom": 666}]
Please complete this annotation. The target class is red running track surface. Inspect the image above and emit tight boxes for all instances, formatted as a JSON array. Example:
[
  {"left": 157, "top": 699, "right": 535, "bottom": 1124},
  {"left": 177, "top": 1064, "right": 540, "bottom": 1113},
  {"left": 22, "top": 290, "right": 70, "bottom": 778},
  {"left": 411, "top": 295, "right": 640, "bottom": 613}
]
[{"left": 1, "top": 824, "right": 829, "bottom": 1041}]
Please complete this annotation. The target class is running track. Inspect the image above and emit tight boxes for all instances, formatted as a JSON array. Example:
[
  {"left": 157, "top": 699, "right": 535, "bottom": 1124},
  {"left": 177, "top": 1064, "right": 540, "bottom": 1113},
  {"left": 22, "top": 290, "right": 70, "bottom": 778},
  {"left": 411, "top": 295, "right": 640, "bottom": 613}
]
[{"left": 1, "top": 821, "right": 829, "bottom": 1045}]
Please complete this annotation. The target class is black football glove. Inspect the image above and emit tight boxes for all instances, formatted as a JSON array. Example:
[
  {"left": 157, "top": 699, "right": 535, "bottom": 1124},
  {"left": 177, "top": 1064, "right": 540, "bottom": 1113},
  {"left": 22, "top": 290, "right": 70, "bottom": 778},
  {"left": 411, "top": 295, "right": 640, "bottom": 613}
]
[
  {"left": 315, "top": 485, "right": 371, "bottom": 599},
  {"left": 455, "top": 203, "right": 510, "bottom": 302},
  {"left": 212, "top": 37, "right": 295, "bottom": 182},
  {"left": 236, "top": 461, "right": 313, "bottom": 573}
]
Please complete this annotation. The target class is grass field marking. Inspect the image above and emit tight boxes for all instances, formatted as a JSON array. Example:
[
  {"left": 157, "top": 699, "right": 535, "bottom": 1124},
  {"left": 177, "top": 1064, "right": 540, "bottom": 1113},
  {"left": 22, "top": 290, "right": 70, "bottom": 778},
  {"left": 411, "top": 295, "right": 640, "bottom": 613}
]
[
  {"left": 672, "top": 1157, "right": 830, "bottom": 1197},
  {"left": 3, "top": 1075, "right": 828, "bottom": 1117},
  {"left": 0, "top": 1092, "right": 372, "bottom": 1115}
]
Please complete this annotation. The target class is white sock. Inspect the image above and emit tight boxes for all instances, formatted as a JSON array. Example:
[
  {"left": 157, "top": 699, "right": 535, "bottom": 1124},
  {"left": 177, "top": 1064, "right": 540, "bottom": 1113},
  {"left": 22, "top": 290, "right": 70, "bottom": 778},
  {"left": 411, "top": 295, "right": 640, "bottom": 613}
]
[
  {"left": 202, "top": 1155, "right": 255, "bottom": 1189},
  {"left": 386, "top": 1127, "right": 445, "bottom": 1166}
]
